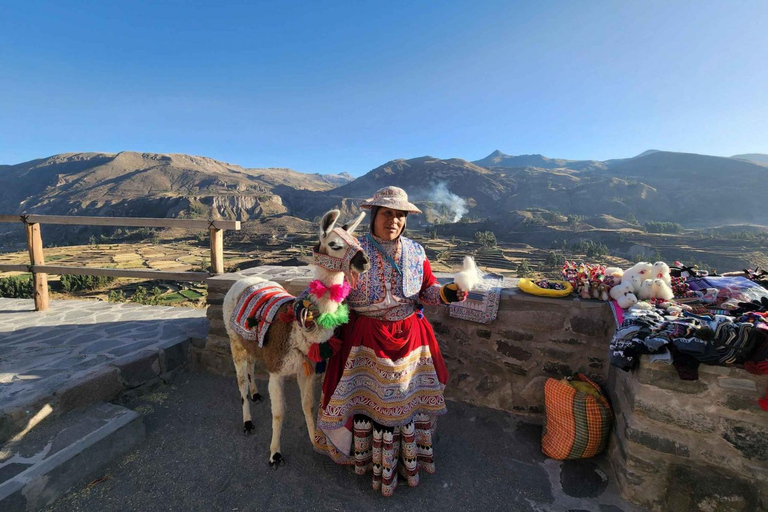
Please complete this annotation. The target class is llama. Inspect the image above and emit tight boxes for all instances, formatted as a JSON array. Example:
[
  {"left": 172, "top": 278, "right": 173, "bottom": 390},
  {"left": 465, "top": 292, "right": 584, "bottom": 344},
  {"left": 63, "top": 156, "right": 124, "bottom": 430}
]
[{"left": 223, "top": 210, "right": 370, "bottom": 468}]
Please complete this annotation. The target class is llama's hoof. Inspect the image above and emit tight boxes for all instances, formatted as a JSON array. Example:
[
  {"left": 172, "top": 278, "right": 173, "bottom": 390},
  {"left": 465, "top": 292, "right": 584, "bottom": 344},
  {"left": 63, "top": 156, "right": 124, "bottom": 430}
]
[
  {"left": 269, "top": 452, "right": 284, "bottom": 469},
  {"left": 251, "top": 393, "right": 263, "bottom": 403},
  {"left": 243, "top": 421, "right": 255, "bottom": 435}
]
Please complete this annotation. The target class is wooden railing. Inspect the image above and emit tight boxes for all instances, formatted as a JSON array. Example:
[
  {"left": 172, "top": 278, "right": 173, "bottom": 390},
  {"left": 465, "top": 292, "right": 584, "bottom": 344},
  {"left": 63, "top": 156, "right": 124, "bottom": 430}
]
[{"left": 0, "top": 214, "right": 241, "bottom": 311}]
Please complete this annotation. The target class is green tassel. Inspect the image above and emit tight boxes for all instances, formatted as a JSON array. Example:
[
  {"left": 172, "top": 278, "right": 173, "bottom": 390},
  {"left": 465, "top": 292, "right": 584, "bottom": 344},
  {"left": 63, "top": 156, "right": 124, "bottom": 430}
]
[{"left": 315, "top": 304, "right": 349, "bottom": 329}]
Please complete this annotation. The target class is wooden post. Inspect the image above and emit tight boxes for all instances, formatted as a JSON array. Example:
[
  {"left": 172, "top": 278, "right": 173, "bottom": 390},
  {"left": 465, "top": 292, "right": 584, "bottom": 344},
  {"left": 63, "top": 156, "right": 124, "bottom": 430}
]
[
  {"left": 209, "top": 227, "right": 224, "bottom": 274},
  {"left": 25, "top": 222, "right": 49, "bottom": 311}
]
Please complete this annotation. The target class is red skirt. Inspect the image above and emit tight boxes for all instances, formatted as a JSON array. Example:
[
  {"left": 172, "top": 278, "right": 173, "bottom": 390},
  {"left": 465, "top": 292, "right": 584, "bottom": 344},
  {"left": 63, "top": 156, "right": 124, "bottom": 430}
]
[{"left": 314, "top": 311, "right": 449, "bottom": 494}]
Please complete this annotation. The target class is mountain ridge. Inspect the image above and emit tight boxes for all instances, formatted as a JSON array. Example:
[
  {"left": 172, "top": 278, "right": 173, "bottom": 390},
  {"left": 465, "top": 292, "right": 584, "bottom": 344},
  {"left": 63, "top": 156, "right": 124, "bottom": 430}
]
[{"left": 2, "top": 149, "right": 767, "bottom": 236}]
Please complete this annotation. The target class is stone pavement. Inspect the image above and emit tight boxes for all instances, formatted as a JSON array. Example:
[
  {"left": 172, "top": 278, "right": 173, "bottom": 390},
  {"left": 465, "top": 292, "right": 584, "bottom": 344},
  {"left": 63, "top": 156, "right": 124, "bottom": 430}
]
[
  {"left": 0, "top": 298, "right": 208, "bottom": 442},
  {"left": 47, "top": 372, "right": 645, "bottom": 512}
]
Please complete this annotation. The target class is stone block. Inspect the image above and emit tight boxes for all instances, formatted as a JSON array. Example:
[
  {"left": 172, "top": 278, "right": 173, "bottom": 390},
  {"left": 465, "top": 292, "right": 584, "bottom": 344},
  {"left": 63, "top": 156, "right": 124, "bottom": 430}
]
[
  {"left": 54, "top": 367, "right": 124, "bottom": 412},
  {"left": 637, "top": 368, "right": 708, "bottom": 394},
  {"left": 537, "top": 346, "right": 573, "bottom": 361},
  {"left": 569, "top": 314, "right": 612, "bottom": 338},
  {"left": 625, "top": 426, "right": 690, "bottom": 457},
  {"left": 588, "top": 357, "right": 604, "bottom": 369},
  {"left": 663, "top": 463, "right": 760, "bottom": 512},
  {"left": 698, "top": 364, "right": 731, "bottom": 376},
  {"left": 498, "top": 330, "right": 533, "bottom": 342},
  {"left": 452, "top": 329, "right": 472, "bottom": 346},
  {"left": 549, "top": 336, "right": 585, "bottom": 345},
  {"left": 721, "top": 418, "right": 768, "bottom": 462},
  {"left": 634, "top": 399, "right": 716, "bottom": 434},
  {"left": 206, "top": 334, "right": 231, "bottom": 353},
  {"left": 190, "top": 336, "right": 206, "bottom": 349},
  {"left": 542, "top": 361, "right": 572, "bottom": 377},
  {"left": 503, "top": 362, "right": 528, "bottom": 376},
  {"left": 496, "top": 341, "right": 532, "bottom": 361},
  {"left": 719, "top": 393, "right": 764, "bottom": 413},
  {"left": 111, "top": 349, "right": 161, "bottom": 388},
  {"left": 158, "top": 338, "right": 191, "bottom": 373},
  {"left": 497, "top": 308, "right": 566, "bottom": 332},
  {"left": 519, "top": 376, "right": 547, "bottom": 405},
  {"left": 717, "top": 378, "right": 758, "bottom": 392},
  {"left": 475, "top": 375, "right": 502, "bottom": 393},
  {"left": 430, "top": 321, "right": 450, "bottom": 335}
]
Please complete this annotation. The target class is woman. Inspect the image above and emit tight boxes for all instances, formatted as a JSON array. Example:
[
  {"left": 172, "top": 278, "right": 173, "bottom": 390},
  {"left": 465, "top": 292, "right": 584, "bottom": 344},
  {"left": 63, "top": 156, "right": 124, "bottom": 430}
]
[{"left": 314, "top": 186, "right": 466, "bottom": 496}]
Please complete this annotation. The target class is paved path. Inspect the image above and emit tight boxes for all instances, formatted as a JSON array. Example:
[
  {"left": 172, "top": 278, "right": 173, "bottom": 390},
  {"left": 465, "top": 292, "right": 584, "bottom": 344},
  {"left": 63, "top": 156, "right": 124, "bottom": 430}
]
[
  {"left": 0, "top": 298, "right": 207, "bottom": 409},
  {"left": 48, "top": 372, "right": 644, "bottom": 512}
]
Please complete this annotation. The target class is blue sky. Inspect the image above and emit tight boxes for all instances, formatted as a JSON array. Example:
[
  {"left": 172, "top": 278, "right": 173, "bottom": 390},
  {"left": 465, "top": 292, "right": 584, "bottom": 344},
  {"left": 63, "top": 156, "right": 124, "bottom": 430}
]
[{"left": 1, "top": 0, "right": 766, "bottom": 175}]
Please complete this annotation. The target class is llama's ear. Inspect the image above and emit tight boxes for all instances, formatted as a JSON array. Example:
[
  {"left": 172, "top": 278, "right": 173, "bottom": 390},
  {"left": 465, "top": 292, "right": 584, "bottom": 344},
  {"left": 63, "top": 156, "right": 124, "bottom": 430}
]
[
  {"left": 320, "top": 210, "right": 341, "bottom": 237},
  {"left": 344, "top": 212, "right": 365, "bottom": 235}
]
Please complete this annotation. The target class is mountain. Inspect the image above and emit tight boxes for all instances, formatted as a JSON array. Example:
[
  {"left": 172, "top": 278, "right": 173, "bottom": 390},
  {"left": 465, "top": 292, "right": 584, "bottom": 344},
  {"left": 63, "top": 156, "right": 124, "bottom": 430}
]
[
  {"left": 0, "top": 152, "right": 348, "bottom": 222},
  {"left": 732, "top": 154, "right": 768, "bottom": 165},
  {"left": 472, "top": 150, "right": 606, "bottom": 171},
  {"left": 2, "top": 149, "right": 767, "bottom": 244},
  {"left": 286, "top": 150, "right": 768, "bottom": 227}
]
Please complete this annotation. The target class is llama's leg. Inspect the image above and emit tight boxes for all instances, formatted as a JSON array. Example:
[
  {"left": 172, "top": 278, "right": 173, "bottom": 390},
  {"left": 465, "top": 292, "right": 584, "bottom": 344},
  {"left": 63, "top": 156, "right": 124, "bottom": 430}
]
[
  {"left": 268, "top": 373, "right": 286, "bottom": 468},
  {"left": 247, "top": 354, "right": 263, "bottom": 403},
  {"left": 231, "top": 342, "right": 254, "bottom": 435},
  {"left": 296, "top": 367, "right": 317, "bottom": 446}
]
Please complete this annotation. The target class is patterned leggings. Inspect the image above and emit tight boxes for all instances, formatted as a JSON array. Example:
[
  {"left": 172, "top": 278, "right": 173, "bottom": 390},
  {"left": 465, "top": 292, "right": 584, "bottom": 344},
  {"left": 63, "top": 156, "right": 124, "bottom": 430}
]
[{"left": 353, "top": 413, "right": 436, "bottom": 496}]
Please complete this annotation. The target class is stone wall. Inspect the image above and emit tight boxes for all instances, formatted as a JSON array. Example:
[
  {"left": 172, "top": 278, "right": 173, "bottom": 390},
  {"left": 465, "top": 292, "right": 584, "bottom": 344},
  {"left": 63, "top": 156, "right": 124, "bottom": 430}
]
[
  {"left": 607, "top": 355, "right": 768, "bottom": 511},
  {"left": 197, "top": 265, "right": 615, "bottom": 416}
]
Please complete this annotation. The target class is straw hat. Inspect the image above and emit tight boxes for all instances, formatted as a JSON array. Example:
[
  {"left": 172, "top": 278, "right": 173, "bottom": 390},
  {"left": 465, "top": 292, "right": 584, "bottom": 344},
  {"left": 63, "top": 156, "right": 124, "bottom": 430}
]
[{"left": 359, "top": 186, "right": 422, "bottom": 214}]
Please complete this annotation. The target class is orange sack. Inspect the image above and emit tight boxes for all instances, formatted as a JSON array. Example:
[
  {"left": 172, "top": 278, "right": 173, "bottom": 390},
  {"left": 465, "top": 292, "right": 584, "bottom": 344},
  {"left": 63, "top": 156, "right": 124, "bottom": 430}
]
[{"left": 541, "top": 373, "right": 613, "bottom": 460}]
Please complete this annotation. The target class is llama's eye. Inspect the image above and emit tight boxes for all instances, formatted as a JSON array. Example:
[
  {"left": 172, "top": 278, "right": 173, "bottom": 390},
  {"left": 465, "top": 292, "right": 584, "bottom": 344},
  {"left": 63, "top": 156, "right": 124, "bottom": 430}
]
[{"left": 328, "top": 242, "right": 343, "bottom": 251}]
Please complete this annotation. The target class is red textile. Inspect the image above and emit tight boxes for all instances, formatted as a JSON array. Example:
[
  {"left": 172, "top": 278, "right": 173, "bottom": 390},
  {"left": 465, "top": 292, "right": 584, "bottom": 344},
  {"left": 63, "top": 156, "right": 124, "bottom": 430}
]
[
  {"left": 759, "top": 385, "right": 768, "bottom": 412},
  {"left": 321, "top": 311, "right": 449, "bottom": 409},
  {"left": 420, "top": 258, "right": 439, "bottom": 292}
]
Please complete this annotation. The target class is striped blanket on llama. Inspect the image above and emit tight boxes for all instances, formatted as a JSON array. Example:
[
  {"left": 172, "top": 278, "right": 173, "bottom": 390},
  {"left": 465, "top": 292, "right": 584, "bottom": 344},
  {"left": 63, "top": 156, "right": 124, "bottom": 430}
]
[{"left": 229, "top": 281, "right": 295, "bottom": 348}]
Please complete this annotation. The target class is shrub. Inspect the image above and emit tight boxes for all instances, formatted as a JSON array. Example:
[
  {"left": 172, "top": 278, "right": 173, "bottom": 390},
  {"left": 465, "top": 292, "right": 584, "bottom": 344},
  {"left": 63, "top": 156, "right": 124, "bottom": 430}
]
[
  {"left": 60, "top": 274, "right": 115, "bottom": 293},
  {"left": 130, "top": 285, "right": 163, "bottom": 305},
  {"left": 0, "top": 275, "right": 34, "bottom": 298},
  {"left": 108, "top": 290, "right": 126, "bottom": 302},
  {"left": 644, "top": 221, "right": 683, "bottom": 234}
]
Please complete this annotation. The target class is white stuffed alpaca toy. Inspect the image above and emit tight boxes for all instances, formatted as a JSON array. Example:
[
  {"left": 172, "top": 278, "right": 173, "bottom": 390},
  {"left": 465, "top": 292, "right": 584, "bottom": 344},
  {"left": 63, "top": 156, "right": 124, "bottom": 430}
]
[
  {"left": 609, "top": 281, "right": 638, "bottom": 309},
  {"left": 652, "top": 261, "right": 672, "bottom": 286},
  {"left": 621, "top": 262, "right": 653, "bottom": 294},
  {"left": 637, "top": 279, "right": 655, "bottom": 300},
  {"left": 651, "top": 278, "right": 674, "bottom": 300}
]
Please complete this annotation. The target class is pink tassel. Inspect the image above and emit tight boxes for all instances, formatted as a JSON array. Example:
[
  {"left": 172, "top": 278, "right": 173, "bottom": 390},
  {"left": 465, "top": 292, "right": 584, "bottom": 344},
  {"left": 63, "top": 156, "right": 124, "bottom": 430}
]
[
  {"left": 309, "top": 280, "right": 326, "bottom": 297},
  {"left": 329, "top": 282, "right": 351, "bottom": 302},
  {"left": 308, "top": 279, "right": 350, "bottom": 303}
]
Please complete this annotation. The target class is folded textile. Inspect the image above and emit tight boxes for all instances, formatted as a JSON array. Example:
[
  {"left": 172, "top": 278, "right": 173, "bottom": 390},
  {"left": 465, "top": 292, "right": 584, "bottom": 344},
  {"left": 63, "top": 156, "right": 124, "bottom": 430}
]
[{"left": 449, "top": 272, "right": 504, "bottom": 324}]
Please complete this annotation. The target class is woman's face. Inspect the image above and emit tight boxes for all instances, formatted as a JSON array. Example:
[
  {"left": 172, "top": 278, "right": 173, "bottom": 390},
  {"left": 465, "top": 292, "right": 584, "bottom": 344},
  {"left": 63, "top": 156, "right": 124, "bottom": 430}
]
[{"left": 373, "top": 207, "right": 407, "bottom": 241}]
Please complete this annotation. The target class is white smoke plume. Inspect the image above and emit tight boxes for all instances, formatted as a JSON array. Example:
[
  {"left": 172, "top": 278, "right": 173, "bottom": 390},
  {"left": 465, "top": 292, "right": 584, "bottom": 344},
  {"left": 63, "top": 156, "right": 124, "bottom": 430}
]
[{"left": 427, "top": 182, "right": 468, "bottom": 223}]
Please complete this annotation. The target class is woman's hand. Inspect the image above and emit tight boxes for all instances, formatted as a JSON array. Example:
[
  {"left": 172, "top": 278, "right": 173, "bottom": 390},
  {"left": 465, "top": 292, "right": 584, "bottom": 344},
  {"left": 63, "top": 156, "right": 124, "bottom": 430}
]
[{"left": 439, "top": 283, "right": 468, "bottom": 304}]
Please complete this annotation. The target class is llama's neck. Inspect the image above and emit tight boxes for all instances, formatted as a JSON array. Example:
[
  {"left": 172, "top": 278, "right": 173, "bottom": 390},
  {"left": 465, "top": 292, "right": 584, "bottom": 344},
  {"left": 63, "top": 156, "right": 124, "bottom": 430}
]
[{"left": 311, "top": 267, "right": 345, "bottom": 315}]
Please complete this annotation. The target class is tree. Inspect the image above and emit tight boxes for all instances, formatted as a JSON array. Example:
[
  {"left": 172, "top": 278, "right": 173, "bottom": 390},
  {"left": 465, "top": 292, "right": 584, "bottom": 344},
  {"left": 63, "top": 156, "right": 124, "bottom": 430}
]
[
  {"left": 474, "top": 231, "right": 497, "bottom": 248},
  {"left": 427, "top": 227, "right": 438, "bottom": 240},
  {"left": 516, "top": 259, "right": 533, "bottom": 277},
  {"left": 545, "top": 251, "right": 566, "bottom": 269},
  {"left": 567, "top": 215, "right": 584, "bottom": 229}
]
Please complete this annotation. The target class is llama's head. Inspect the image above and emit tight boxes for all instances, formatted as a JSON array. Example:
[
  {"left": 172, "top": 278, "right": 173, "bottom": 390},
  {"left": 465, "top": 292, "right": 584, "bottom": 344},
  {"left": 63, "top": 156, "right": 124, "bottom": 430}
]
[{"left": 313, "top": 210, "right": 370, "bottom": 287}]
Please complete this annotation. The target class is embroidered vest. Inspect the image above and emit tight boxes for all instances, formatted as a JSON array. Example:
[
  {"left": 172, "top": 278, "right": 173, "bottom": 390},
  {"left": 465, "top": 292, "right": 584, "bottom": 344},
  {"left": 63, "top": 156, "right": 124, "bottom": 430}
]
[{"left": 347, "top": 235, "right": 425, "bottom": 308}]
